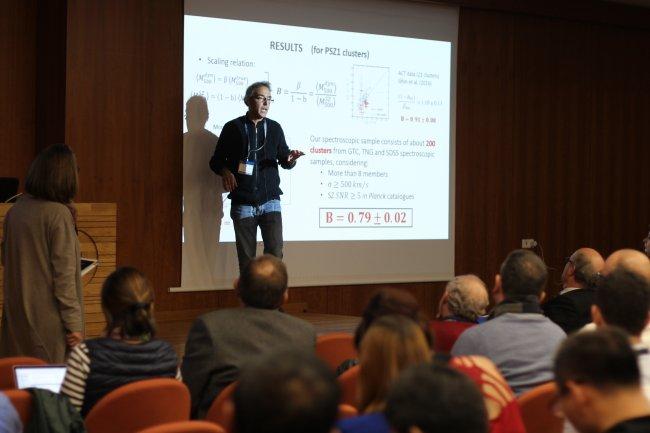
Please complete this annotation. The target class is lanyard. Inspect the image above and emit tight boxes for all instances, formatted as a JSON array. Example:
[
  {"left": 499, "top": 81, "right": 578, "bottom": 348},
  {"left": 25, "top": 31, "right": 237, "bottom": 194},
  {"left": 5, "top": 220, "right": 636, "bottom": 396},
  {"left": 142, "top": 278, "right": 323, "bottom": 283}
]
[{"left": 244, "top": 120, "right": 267, "bottom": 159}]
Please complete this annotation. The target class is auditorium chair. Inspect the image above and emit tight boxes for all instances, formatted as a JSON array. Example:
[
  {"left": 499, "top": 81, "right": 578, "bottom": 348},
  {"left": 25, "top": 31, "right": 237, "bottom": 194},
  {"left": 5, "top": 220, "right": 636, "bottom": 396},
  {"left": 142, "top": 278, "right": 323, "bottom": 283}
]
[
  {"left": 337, "top": 403, "right": 358, "bottom": 419},
  {"left": 0, "top": 356, "right": 47, "bottom": 389},
  {"left": 517, "top": 382, "right": 564, "bottom": 433},
  {"left": 84, "top": 378, "right": 190, "bottom": 433},
  {"left": 316, "top": 332, "right": 357, "bottom": 371},
  {"left": 337, "top": 364, "right": 360, "bottom": 408},
  {"left": 137, "top": 421, "right": 226, "bottom": 433},
  {"left": 204, "top": 381, "right": 237, "bottom": 433}
]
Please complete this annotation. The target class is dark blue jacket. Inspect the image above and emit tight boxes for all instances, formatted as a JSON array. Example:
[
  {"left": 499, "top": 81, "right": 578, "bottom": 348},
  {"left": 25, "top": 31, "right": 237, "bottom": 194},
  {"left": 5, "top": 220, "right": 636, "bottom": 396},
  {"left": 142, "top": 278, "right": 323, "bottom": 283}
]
[
  {"left": 82, "top": 338, "right": 178, "bottom": 417},
  {"left": 209, "top": 116, "right": 295, "bottom": 205}
]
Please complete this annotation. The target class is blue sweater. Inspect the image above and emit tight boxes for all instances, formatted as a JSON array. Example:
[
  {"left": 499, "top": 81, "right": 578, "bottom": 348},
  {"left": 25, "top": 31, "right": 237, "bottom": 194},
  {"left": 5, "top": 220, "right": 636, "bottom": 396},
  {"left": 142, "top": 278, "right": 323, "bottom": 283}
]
[{"left": 451, "top": 312, "right": 566, "bottom": 395}]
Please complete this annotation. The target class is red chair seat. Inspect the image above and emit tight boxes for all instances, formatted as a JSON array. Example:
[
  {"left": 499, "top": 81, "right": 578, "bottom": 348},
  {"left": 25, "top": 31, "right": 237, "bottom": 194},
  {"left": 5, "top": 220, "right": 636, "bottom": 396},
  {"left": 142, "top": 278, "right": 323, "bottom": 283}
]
[{"left": 84, "top": 378, "right": 190, "bottom": 433}]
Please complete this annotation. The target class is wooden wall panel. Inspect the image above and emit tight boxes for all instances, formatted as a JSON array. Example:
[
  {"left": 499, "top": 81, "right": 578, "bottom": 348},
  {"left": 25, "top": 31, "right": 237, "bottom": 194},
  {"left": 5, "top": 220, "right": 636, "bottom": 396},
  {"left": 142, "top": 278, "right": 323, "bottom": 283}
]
[
  {"left": 590, "top": 24, "right": 650, "bottom": 253},
  {"left": 511, "top": 16, "right": 599, "bottom": 293},
  {"left": 0, "top": 0, "right": 36, "bottom": 183},
  {"left": 65, "top": 0, "right": 188, "bottom": 311},
  {"left": 455, "top": 9, "right": 650, "bottom": 298},
  {"left": 455, "top": 9, "right": 515, "bottom": 289},
  {"left": 36, "top": 0, "right": 67, "bottom": 151}
]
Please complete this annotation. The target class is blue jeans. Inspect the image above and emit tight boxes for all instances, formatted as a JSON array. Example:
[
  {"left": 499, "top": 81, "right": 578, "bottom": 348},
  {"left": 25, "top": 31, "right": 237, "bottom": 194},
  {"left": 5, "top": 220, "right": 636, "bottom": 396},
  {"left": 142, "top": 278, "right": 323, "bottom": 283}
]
[{"left": 230, "top": 199, "right": 283, "bottom": 273}]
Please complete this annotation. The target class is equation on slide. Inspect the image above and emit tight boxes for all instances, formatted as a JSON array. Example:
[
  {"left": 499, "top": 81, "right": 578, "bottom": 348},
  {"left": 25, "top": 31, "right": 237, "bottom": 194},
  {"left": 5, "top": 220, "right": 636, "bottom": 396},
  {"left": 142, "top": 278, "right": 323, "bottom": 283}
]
[
  {"left": 319, "top": 208, "right": 413, "bottom": 228},
  {"left": 193, "top": 73, "right": 337, "bottom": 108}
]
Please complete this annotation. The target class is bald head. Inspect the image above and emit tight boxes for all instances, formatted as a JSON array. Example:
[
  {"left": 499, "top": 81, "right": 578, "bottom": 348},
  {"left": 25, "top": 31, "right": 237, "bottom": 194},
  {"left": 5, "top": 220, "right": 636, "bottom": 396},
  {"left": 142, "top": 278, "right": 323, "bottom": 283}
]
[
  {"left": 564, "top": 248, "right": 605, "bottom": 288},
  {"left": 602, "top": 249, "right": 650, "bottom": 282},
  {"left": 238, "top": 254, "right": 288, "bottom": 309},
  {"left": 444, "top": 275, "right": 489, "bottom": 322}
]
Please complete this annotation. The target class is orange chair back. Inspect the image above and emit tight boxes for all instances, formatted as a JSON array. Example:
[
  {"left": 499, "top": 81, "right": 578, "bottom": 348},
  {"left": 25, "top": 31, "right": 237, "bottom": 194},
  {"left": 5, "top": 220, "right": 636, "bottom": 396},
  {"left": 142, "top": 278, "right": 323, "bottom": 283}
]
[
  {"left": 337, "top": 365, "right": 360, "bottom": 408},
  {"left": 0, "top": 357, "right": 47, "bottom": 389},
  {"left": 85, "top": 378, "right": 190, "bottom": 433},
  {"left": 204, "top": 381, "right": 237, "bottom": 433},
  {"left": 337, "top": 403, "right": 358, "bottom": 420},
  {"left": 3, "top": 389, "right": 32, "bottom": 426},
  {"left": 517, "top": 382, "right": 564, "bottom": 433},
  {"left": 137, "top": 421, "right": 226, "bottom": 433},
  {"left": 316, "top": 333, "right": 356, "bottom": 371}
]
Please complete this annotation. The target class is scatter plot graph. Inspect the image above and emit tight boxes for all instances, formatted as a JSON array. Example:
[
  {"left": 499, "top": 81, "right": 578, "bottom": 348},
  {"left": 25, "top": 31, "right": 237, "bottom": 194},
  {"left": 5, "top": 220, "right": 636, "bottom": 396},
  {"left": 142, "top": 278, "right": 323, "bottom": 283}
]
[{"left": 351, "top": 65, "right": 389, "bottom": 119}]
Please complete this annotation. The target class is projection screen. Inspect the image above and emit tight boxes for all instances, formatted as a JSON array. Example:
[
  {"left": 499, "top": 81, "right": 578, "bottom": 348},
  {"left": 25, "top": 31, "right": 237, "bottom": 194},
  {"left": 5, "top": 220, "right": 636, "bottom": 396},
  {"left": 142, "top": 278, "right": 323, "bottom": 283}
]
[{"left": 177, "top": 0, "right": 458, "bottom": 291}]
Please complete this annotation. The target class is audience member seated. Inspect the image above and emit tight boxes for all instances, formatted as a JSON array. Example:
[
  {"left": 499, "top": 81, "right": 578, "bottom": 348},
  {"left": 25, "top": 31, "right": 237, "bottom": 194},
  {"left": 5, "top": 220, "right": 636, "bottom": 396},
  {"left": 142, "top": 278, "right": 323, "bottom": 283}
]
[
  {"left": 338, "top": 315, "right": 431, "bottom": 433},
  {"left": 554, "top": 327, "right": 650, "bottom": 433},
  {"left": 431, "top": 274, "right": 489, "bottom": 352},
  {"left": 181, "top": 255, "right": 316, "bottom": 418},
  {"left": 339, "top": 314, "right": 525, "bottom": 433},
  {"left": 359, "top": 315, "right": 431, "bottom": 413},
  {"left": 354, "top": 288, "right": 431, "bottom": 348},
  {"left": 582, "top": 249, "right": 650, "bottom": 343},
  {"left": 452, "top": 249, "right": 566, "bottom": 395},
  {"left": 591, "top": 253, "right": 650, "bottom": 399},
  {"left": 600, "top": 249, "right": 650, "bottom": 280},
  {"left": 543, "top": 248, "right": 604, "bottom": 334},
  {"left": 0, "top": 391, "right": 22, "bottom": 433},
  {"left": 385, "top": 362, "right": 488, "bottom": 433},
  {"left": 60, "top": 267, "right": 179, "bottom": 417},
  {"left": 579, "top": 249, "right": 650, "bottom": 333},
  {"left": 336, "top": 288, "right": 431, "bottom": 375},
  {"left": 233, "top": 350, "right": 339, "bottom": 433},
  {"left": 341, "top": 287, "right": 525, "bottom": 433}
]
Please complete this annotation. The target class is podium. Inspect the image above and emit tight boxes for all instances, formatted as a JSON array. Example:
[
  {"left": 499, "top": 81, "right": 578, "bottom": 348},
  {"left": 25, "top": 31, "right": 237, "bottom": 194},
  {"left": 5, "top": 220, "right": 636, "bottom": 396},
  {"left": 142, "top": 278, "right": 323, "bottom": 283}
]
[{"left": 0, "top": 202, "right": 117, "bottom": 338}]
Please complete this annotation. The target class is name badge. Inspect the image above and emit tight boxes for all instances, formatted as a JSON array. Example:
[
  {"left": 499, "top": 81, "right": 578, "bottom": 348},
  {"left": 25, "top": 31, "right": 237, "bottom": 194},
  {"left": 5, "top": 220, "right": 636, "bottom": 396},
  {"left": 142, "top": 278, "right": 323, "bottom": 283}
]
[{"left": 238, "top": 160, "right": 255, "bottom": 175}]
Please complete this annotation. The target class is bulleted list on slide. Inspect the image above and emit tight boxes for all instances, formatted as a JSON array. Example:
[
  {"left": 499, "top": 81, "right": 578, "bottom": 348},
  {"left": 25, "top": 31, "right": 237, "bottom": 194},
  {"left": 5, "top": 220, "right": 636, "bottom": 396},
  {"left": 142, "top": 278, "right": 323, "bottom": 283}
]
[{"left": 184, "top": 15, "right": 451, "bottom": 242}]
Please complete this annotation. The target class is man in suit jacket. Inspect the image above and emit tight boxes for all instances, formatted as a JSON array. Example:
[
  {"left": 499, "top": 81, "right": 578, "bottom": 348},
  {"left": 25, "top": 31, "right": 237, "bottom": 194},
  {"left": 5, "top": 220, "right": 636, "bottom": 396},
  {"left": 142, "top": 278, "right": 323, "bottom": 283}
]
[
  {"left": 181, "top": 255, "right": 316, "bottom": 418},
  {"left": 543, "top": 247, "right": 604, "bottom": 334}
]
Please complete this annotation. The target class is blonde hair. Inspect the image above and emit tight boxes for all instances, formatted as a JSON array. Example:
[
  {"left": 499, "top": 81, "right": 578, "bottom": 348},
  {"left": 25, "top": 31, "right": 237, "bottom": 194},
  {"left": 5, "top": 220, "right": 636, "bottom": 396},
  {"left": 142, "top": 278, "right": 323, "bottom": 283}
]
[{"left": 357, "top": 315, "right": 431, "bottom": 413}]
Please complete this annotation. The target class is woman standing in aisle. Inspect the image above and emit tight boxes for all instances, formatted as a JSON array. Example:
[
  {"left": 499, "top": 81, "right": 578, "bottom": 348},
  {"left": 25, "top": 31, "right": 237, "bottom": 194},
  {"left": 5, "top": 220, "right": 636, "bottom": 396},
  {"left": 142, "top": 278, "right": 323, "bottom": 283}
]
[{"left": 1, "top": 143, "right": 84, "bottom": 363}]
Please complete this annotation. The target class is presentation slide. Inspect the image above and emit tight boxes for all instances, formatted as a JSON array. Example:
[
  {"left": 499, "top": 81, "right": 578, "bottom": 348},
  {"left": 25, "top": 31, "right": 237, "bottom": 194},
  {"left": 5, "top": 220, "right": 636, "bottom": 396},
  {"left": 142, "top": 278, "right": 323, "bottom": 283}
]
[
  {"left": 184, "top": 16, "right": 451, "bottom": 242},
  {"left": 179, "top": 0, "right": 457, "bottom": 290}
]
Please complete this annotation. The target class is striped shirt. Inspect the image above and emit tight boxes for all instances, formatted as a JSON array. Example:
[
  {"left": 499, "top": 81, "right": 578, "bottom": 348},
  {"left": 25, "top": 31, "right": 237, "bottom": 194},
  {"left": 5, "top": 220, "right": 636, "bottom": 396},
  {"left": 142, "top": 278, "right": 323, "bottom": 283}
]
[{"left": 60, "top": 343, "right": 91, "bottom": 410}]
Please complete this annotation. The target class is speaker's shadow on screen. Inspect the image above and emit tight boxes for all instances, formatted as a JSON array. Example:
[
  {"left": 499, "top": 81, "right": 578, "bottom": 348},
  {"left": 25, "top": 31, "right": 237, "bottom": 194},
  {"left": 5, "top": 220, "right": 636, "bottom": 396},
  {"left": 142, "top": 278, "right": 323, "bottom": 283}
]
[{"left": 182, "top": 95, "right": 224, "bottom": 289}]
